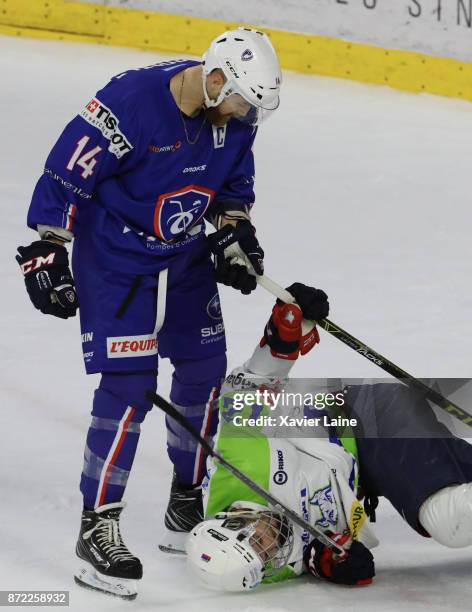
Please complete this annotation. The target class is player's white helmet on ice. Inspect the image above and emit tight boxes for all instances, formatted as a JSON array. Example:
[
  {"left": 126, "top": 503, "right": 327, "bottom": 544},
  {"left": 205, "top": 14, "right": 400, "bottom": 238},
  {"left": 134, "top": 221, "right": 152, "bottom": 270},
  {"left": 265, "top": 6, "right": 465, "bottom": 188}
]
[
  {"left": 186, "top": 508, "right": 294, "bottom": 591},
  {"left": 202, "top": 27, "right": 282, "bottom": 126}
]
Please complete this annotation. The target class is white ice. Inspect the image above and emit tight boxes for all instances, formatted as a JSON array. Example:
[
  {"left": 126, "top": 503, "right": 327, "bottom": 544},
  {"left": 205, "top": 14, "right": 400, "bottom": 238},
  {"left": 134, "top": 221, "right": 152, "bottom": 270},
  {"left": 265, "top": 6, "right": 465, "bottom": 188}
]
[{"left": 1, "top": 35, "right": 472, "bottom": 611}]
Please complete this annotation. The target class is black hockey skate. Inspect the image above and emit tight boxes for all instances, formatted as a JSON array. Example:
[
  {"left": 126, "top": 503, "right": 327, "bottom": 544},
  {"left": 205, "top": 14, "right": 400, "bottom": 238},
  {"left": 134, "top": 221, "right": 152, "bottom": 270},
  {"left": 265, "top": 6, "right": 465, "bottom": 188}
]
[
  {"left": 160, "top": 471, "right": 203, "bottom": 555},
  {"left": 74, "top": 502, "right": 142, "bottom": 600}
]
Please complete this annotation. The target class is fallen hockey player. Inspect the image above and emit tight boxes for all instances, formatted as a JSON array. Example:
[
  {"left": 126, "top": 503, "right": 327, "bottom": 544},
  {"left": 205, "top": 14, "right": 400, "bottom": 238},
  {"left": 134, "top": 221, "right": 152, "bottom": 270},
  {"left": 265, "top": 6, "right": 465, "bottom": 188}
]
[{"left": 186, "top": 283, "right": 472, "bottom": 591}]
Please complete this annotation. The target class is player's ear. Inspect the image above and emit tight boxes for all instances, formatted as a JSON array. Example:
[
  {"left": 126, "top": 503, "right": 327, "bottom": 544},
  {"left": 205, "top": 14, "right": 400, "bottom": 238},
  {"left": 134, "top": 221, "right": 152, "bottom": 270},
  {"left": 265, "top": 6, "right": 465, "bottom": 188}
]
[{"left": 206, "top": 68, "right": 226, "bottom": 98}]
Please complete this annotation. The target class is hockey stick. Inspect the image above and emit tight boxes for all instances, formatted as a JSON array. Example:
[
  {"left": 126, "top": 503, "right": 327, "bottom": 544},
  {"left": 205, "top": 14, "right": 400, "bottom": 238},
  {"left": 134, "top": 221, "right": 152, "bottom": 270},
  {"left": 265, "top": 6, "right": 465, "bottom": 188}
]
[
  {"left": 145, "top": 390, "right": 346, "bottom": 556},
  {"left": 256, "top": 274, "right": 472, "bottom": 428}
]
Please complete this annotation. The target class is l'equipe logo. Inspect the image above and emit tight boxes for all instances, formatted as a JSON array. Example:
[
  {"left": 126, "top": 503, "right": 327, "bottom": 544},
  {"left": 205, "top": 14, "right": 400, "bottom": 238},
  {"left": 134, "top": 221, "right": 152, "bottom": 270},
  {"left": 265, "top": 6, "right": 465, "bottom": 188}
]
[{"left": 106, "top": 334, "right": 158, "bottom": 358}]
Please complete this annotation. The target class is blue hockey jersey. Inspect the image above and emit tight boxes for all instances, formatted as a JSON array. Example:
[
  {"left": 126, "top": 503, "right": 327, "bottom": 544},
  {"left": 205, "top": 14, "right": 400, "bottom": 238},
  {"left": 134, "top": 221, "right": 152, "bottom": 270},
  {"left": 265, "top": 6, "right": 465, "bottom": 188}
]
[{"left": 27, "top": 59, "right": 256, "bottom": 273}]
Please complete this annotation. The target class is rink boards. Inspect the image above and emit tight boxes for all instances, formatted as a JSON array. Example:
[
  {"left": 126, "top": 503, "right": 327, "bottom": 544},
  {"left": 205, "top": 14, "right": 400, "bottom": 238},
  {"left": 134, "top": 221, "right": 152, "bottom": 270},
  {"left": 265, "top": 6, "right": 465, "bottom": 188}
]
[{"left": 2, "top": 0, "right": 472, "bottom": 103}]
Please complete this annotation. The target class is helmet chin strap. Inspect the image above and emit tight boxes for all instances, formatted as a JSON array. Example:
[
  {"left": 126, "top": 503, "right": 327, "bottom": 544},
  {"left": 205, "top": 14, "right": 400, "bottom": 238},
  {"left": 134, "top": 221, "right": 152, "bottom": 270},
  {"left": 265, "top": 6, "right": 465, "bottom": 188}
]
[
  {"left": 202, "top": 69, "right": 220, "bottom": 108},
  {"left": 202, "top": 70, "right": 236, "bottom": 109}
]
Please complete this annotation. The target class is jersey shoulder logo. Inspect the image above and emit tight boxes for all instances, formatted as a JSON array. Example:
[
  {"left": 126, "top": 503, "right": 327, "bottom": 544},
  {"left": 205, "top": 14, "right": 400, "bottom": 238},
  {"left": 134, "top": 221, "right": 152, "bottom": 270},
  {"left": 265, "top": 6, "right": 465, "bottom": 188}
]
[
  {"left": 80, "top": 98, "right": 133, "bottom": 159},
  {"left": 309, "top": 485, "right": 338, "bottom": 528},
  {"left": 153, "top": 184, "right": 215, "bottom": 242}
]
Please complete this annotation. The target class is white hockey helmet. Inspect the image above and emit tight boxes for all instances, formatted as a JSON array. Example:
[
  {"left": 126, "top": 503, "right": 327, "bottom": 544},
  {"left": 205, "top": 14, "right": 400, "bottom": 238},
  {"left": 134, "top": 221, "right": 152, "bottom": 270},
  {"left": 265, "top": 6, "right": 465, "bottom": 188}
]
[
  {"left": 186, "top": 507, "right": 293, "bottom": 592},
  {"left": 202, "top": 28, "right": 282, "bottom": 126}
]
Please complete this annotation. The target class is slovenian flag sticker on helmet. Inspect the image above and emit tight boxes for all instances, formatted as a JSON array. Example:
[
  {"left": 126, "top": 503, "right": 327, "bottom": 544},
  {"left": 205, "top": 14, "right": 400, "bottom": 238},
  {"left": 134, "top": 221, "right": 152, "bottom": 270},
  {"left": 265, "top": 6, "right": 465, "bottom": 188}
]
[
  {"left": 201, "top": 553, "right": 212, "bottom": 562},
  {"left": 241, "top": 49, "right": 254, "bottom": 61}
]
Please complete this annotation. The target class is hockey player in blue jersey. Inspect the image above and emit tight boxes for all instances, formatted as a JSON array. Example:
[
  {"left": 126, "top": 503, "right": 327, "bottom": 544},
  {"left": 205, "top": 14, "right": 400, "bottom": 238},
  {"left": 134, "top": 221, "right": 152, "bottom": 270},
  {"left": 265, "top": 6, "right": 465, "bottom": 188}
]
[{"left": 15, "top": 28, "right": 282, "bottom": 598}]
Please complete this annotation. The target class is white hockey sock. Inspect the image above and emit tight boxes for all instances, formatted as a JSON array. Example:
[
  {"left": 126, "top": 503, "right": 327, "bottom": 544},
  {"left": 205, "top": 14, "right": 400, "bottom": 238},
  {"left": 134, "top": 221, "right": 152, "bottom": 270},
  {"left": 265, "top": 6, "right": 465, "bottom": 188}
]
[{"left": 419, "top": 483, "right": 472, "bottom": 548}]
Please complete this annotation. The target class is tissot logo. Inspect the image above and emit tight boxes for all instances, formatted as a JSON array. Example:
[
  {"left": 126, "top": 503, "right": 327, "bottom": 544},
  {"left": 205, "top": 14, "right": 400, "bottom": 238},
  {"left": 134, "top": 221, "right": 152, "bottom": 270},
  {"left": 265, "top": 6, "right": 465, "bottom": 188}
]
[
  {"left": 80, "top": 98, "right": 133, "bottom": 159},
  {"left": 87, "top": 99, "right": 100, "bottom": 113}
]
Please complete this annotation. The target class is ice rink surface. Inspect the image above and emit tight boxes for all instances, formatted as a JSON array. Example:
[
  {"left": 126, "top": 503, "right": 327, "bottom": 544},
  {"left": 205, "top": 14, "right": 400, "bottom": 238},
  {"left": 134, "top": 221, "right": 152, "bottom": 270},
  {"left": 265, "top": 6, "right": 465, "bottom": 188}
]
[{"left": 1, "top": 35, "right": 472, "bottom": 610}]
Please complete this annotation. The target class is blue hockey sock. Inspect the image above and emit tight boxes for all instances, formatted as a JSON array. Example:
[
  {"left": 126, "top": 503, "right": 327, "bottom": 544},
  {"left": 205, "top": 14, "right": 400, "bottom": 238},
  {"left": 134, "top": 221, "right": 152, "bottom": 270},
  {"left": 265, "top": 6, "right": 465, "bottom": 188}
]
[
  {"left": 80, "top": 370, "right": 156, "bottom": 509},
  {"left": 166, "top": 354, "right": 226, "bottom": 485}
]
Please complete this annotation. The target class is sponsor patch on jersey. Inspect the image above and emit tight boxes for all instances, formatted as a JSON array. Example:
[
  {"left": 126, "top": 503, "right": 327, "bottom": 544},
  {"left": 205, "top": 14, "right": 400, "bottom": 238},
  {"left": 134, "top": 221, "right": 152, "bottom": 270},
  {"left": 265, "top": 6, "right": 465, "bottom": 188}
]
[
  {"left": 183, "top": 164, "right": 207, "bottom": 173},
  {"left": 149, "top": 140, "right": 182, "bottom": 154},
  {"left": 273, "top": 449, "right": 288, "bottom": 485},
  {"left": 106, "top": 334, "right": 158, "bottom": 358},
  {"left": 80, "top": 98, "right": 133, "bottom": 159},
  {"left": 206, "top": 294, "right": 222, "bottom": 320},
  {"left": 310, "top": 485, "right": 338, "bottom": 528},
  {"left": 273, "top": 470, "right": 288, "bottom": 485},
  {"left": 201, "top": 323, "right": 225, "bottom": 339},
  {"left": 153, "top": 184, "right": 214, "bottom": 242},
  {"left": 44, "top": 168, "right": 92, "bottom": 199}
]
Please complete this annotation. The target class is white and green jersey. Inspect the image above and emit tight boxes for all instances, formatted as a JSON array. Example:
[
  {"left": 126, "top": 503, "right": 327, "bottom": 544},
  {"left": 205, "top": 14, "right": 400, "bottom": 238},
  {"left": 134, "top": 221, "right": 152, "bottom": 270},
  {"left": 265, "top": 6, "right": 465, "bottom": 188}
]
[{"left": 202, "top": 344, "right": 378, "bottom": 583}]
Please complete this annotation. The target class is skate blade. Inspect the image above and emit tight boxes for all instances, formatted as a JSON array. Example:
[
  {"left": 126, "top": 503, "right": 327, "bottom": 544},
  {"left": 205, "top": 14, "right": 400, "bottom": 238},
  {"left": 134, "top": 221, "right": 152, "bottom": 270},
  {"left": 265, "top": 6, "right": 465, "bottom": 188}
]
[
  {"left": 74, "top": 563, "right": 138, "bottom": 600},
  {"left": 159, "top": 529, "right": 188, "bottom": 555}
]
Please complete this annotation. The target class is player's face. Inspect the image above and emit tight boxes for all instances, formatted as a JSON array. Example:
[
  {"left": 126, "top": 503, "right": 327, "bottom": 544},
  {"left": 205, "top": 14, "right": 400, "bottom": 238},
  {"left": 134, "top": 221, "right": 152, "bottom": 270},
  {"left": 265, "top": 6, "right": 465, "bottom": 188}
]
[
  {"left": 204, "top": 104, "right": 235, "bottom": 127},
  {"left": 249, "top": 514, "right": 281, "bottom": 563},
  {"left": 221, "top": 509, "right": 293, "bottom": 575},
  {"left": 205, "top": 71, "right": 258, "bottom": 126},
  {"left": 205, "top": 94, "right": 259, "bottom": 127},
  {"left": 219, "top": 94, "right": 252, "bottom": 120}
]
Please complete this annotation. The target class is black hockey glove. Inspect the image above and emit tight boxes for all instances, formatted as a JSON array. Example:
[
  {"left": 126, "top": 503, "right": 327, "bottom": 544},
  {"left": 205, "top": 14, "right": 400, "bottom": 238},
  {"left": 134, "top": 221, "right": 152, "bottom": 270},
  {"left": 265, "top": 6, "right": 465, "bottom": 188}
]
[
  {"left": 207, "top": 220, "right": 264, "bottom": 295},
  {"left": 16, "top": 240, "right": 78, "bottom": 319},
  {"left": 304, "top": 534, "right": 375, "bottom": 586},
  {"left": 285, "top": 282, "right": 329, "bottom": 321}
]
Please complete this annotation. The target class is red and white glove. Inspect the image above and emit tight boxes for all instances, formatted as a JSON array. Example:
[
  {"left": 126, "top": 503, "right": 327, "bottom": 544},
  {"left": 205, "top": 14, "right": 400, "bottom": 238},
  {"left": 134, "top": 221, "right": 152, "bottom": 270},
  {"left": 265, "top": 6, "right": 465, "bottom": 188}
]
[
  {"left": 260, "top": 283, "right": 329, "bottom": 360},
  {"left": 304, "top": 533, "right": 375, "bottom": 586}
]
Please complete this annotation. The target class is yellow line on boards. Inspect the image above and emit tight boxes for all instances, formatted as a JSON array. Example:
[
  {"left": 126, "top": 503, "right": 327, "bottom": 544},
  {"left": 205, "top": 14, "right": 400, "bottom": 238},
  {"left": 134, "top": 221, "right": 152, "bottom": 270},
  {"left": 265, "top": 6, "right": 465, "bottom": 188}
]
[{"left": 2, "top": 0, "right": 472, "bottom": 102}]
